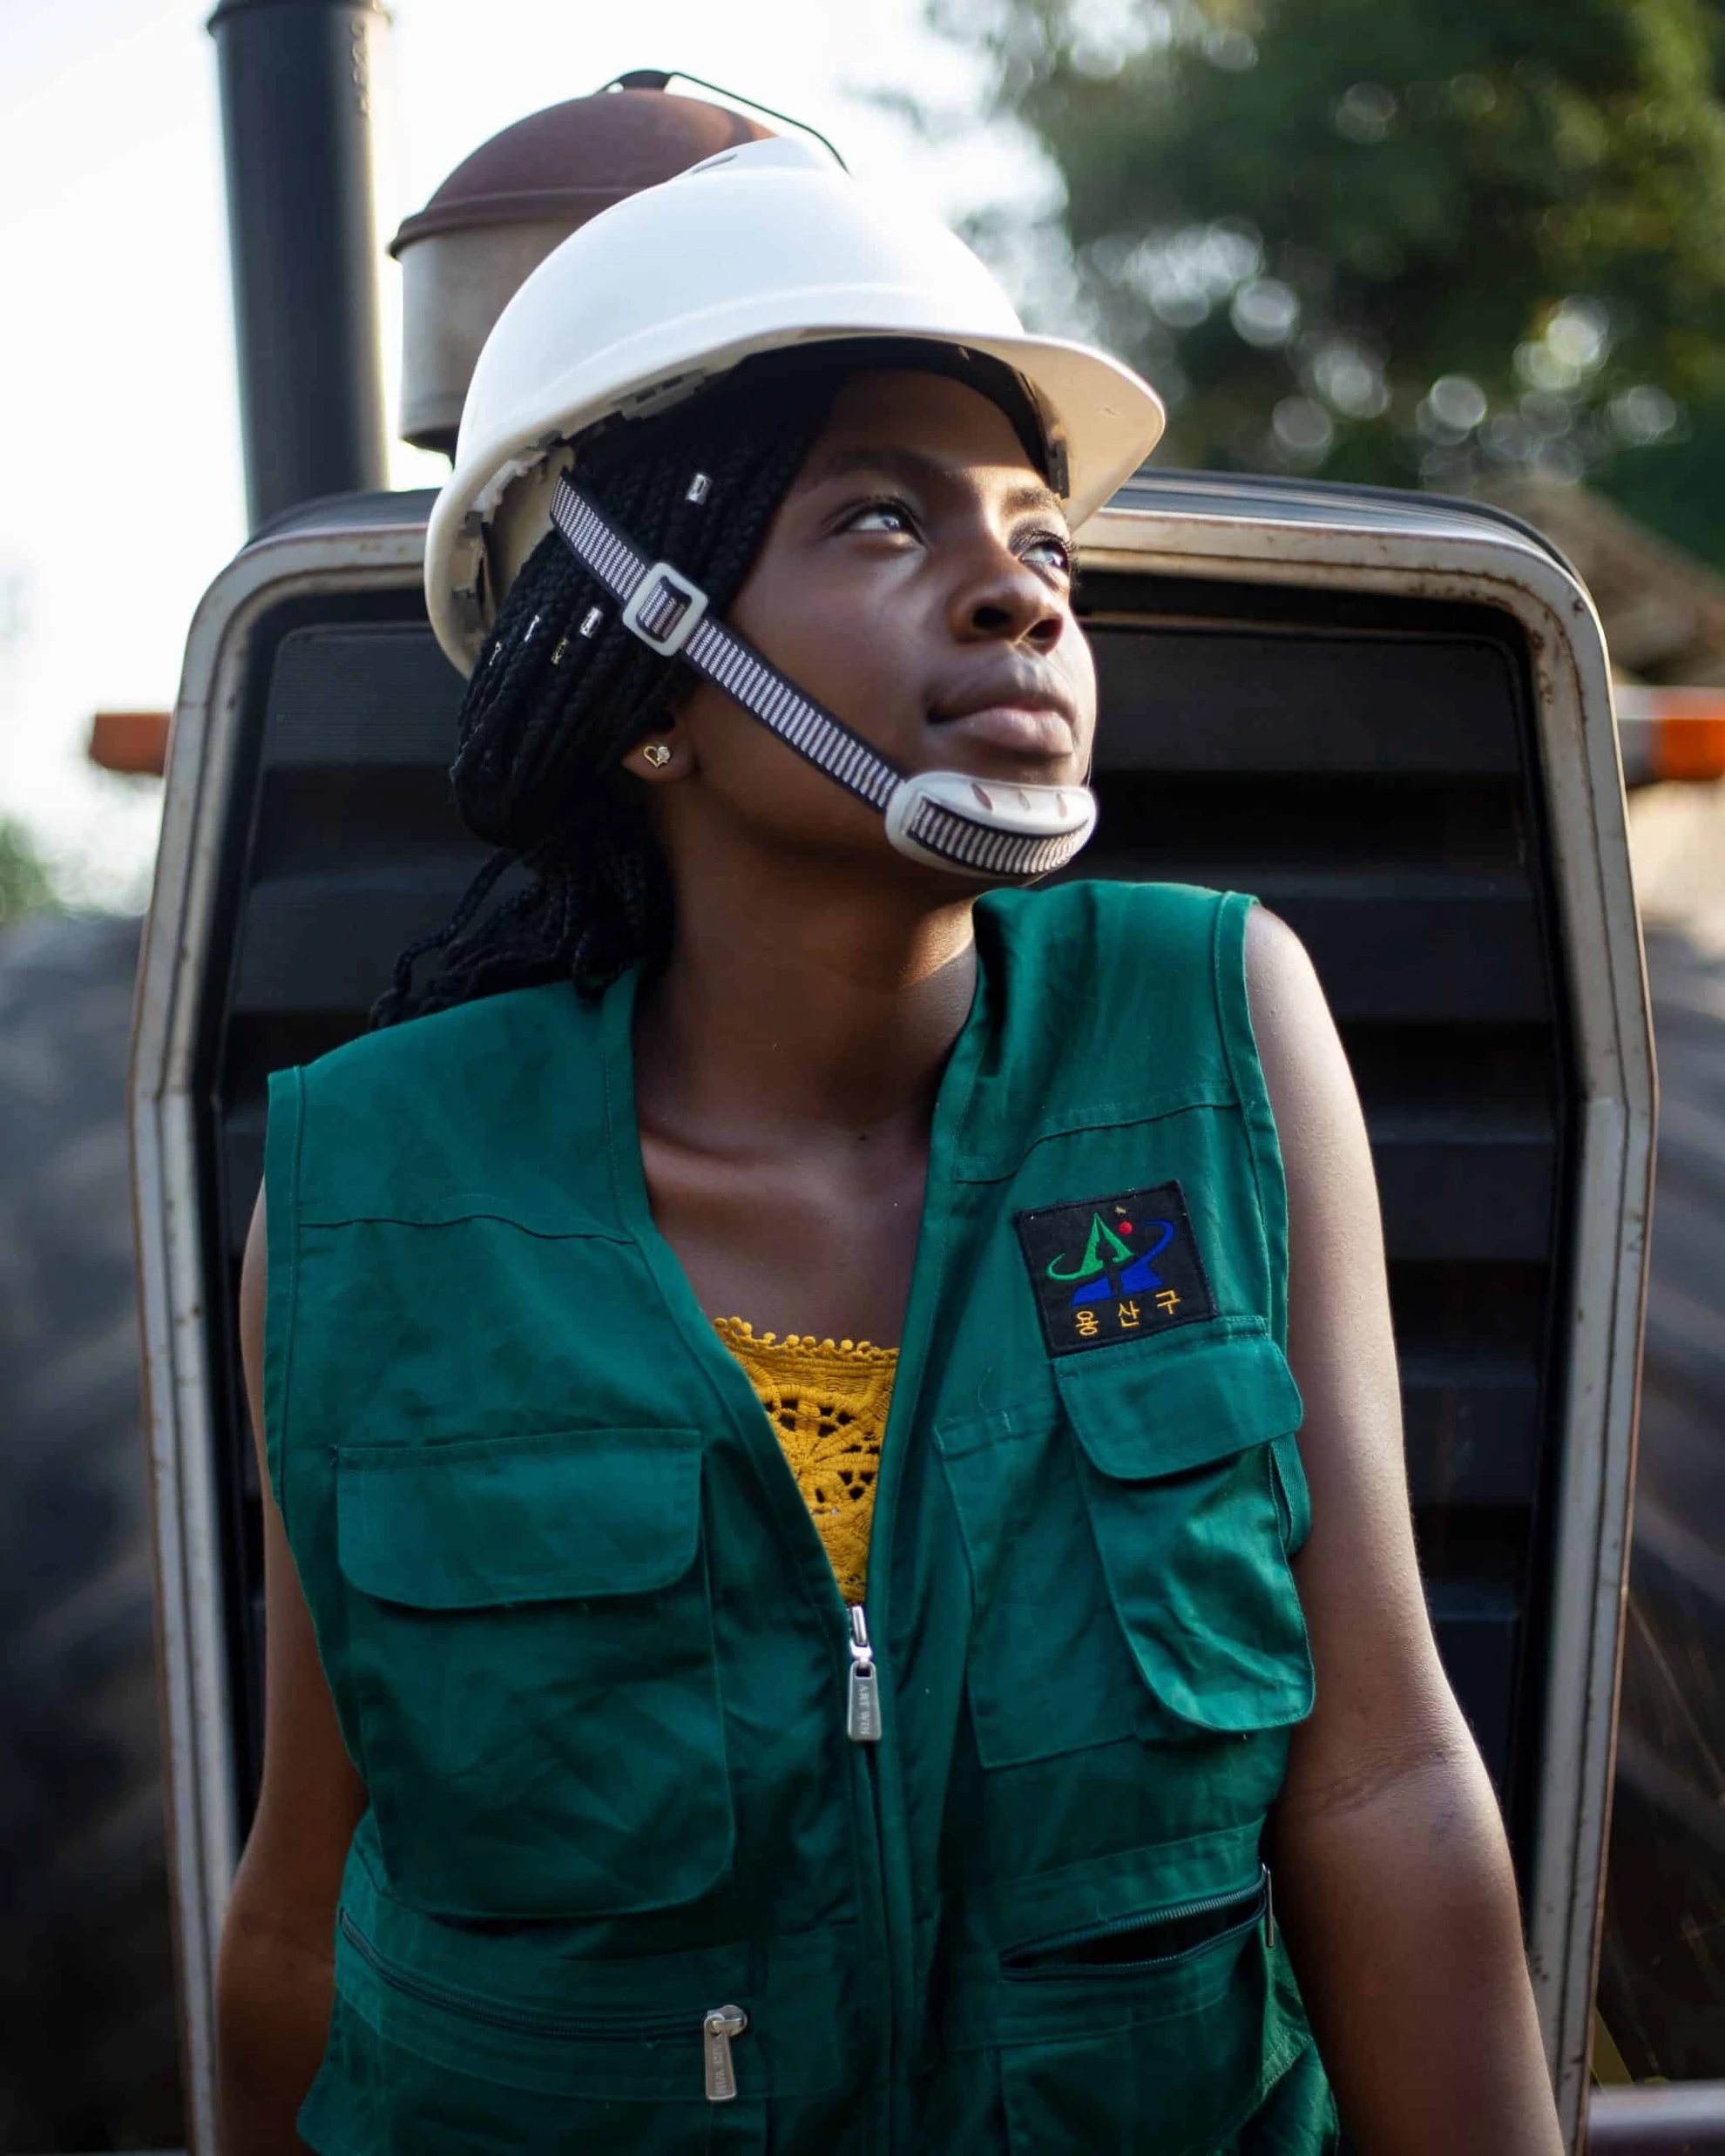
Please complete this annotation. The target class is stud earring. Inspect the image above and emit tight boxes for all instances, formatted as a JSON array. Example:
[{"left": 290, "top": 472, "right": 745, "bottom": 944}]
[{"left": 640, "top": 742, "right": 673, "bottom": 768}]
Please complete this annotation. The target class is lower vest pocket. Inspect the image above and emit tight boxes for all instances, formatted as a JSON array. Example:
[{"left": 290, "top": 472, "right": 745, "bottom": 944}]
[
  {"left": 991, "top": 1870, "right": 1300, "bottom": 2156},
  {"left": 335, "top": 1425, "right": 733, "bottom": 1918},
  {"left": 317, "top": 1892, "right": 857, "bottom": 2151},
  {"left": 337, "top": 1909, "right": 755, "bottom": 2105},
  {"left": 304, "top": 1984, "right": 772, "bottom": 2156},
  {"left": 1002, "top": 1866, "right": 1270, "bottom": 1982}
]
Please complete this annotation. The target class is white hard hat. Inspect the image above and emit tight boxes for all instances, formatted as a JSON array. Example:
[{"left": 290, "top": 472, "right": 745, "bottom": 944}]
[{"left": 424, "top": 136, "right": 1166, "bottom": 675}]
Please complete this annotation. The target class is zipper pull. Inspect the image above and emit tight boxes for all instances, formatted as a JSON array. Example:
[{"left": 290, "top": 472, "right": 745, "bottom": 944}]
[
  {"left": 847, "top": 1604, "right": 883, "bottom": 1743},
  {"left": 702, "top": 2004, "right": 747, "bottom": 2102},
  {"left": 1262, "top": 1862, "right": 1275, "bottom": 1952}
]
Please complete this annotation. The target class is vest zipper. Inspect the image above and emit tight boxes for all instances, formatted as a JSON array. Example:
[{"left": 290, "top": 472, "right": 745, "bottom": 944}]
[
  {"left": 338, "top": 1911, "right": 749, "bottom": 2100},
  {"left": 1002, "top": 1864, "right": 1272, "bottom": 1978},
  {"left": 846, "top": 1602, "right": 883, "bottom": 1742},
  {"left": 701, "top": 2004, "right": 748, "bottom": 2101}
]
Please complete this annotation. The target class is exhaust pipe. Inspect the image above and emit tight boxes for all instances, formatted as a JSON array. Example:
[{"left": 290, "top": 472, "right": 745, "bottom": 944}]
[{"left": 208, "top": 0, "right": 390, "bottom": 529}]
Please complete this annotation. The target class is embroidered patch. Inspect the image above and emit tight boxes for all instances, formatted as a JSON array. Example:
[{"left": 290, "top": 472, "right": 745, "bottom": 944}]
[{"left": 1014, "top": 1181, "right": 1218, "bottom": 1357}]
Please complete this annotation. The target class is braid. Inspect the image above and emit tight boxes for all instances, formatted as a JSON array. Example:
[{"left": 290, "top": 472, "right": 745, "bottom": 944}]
[{"left": 371, "top": 362, "right": 841, "bottom": 1026}]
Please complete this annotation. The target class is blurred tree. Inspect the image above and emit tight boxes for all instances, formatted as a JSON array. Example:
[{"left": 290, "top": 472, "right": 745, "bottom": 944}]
[
  {"left": 0, "top": 820, "right": 58, "bottom": 930},
  {"left": 928, "top": 0, "right": 1725, "bottom": 507}
]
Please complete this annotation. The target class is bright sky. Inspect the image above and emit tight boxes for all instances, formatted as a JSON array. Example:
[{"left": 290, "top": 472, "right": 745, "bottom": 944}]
[{"left": 0, "top": 0, "right": 1047, "bottom": 906}]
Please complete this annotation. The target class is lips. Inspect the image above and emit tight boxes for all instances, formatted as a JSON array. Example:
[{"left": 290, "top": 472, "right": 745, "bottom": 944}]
[
  {"left": 930, "top": 704, "right": 1076, "bottom": 757},
  {"left": 930, "top": 677, "right": 1079, "bottom": 760}
]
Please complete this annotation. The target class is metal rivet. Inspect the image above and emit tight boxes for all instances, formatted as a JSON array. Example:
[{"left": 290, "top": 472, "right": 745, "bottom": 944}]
[
  {"left": 551, "top": 637, "right": 570, "bottom": 666},
  {"left": 686, "top": 471, "right": 711, "bottom": 505},
  {"left": 579, "top": 605, "right": 604, "bottom": 639}
]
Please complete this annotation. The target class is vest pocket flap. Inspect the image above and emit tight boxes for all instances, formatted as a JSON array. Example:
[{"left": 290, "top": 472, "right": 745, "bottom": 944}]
[
  {"left": 1055, "top": 1321, "right": 1302, "bottom": 1482},
  {"left": 336, "top": 1427, "right": 703, "bottom": 1607}
]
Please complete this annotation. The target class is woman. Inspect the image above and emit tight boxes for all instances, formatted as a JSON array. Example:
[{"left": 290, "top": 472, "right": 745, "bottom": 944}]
[{"left": 218, "top": 142, "right": 1563, "bottom": 2152}]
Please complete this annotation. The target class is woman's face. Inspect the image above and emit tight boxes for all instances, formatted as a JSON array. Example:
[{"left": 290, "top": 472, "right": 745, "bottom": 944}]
[{"left": 647, "top": 367, "right": 1098, "bottom": 880}]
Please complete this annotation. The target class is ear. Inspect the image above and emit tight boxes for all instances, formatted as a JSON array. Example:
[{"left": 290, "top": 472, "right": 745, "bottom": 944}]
[{"left": 622, "top": 724, "right": 695, "bottom": 783}]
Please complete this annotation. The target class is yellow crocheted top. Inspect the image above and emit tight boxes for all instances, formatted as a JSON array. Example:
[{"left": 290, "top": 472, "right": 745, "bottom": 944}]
[{"left": 712, "top": 1316, "right": 896, "bottom": 1604}]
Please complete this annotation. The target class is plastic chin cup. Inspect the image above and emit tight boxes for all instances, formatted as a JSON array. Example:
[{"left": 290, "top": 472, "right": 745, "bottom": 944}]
[{"left": 883, "top": 769, "right": 1098, "bottom": 881}]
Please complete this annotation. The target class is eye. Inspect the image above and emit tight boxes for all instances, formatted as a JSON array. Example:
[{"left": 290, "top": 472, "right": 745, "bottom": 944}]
[
  {"left": 1021, "top": 528, "right": 1074, "bottom": 578},
  {"left": 838, "top": 495, "right": 920, "bottom": 538}
]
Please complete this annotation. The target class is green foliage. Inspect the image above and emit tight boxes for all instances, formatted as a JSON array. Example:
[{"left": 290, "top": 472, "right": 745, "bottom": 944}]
[
  {"left": 0, "top": 820, "right": 60, "bottom": 931},
  {"left": 1600, "top": 405, "right": 1725, "bottom": 567},
  {"left": 932, "top": 0, "right": 1725, "bottom": 491}
]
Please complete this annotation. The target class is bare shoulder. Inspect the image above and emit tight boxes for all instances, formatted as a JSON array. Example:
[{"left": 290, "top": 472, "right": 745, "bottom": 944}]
[
  {"left": 1242, "top": 896, "right": 1312, "bottom": 995},
  {"left": 1239, "top": 900, "right": 1394, "bottom": 1443},
  {"left": 1241, "top": 902, "right": 1363, "bottom": 1160},
  {"left": 1241, "top": 904, "right": 1390, "bottom": 1316},
  {"left": 240, "top": 1183, "right": 267, "bottom": 1390},
  {"left": 1242, "top": 906, "right": 1463, "bottom": 1801}
]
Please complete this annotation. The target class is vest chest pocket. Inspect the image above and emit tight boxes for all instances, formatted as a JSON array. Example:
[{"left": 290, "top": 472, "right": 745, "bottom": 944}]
[
  {"left": 1059, "top": 1319, "right": 1315, "bottom": 1738},
  {"left": 937, "top": 1320, "right": 1314, "bottom": 1769},
  {"left": 335, "top": 1426, "right": 734, "bottom": 1920}
]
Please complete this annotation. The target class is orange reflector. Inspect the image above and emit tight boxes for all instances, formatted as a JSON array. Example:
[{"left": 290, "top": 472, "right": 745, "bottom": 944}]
[
  {"left": 1654, "top": 706, "right": 1725, "bottom": 782},
  {"left": 89, "top": 710, "right": 170, "bottom": 776}
]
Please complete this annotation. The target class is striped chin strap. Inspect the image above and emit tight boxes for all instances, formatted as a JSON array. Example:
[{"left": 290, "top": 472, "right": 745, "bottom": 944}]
[{"left": 549, "top": 476, "right": 1096, "bottom": 882}]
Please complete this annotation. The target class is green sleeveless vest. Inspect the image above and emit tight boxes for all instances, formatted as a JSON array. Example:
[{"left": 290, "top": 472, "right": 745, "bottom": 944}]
[{"left": 265, "top": 880, "right": 1338, "bottom": 2154}]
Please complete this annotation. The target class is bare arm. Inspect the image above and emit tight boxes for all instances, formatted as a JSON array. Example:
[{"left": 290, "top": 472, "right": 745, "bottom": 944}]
[
  {"left": 1249, "top": 908, "right": 1561, "bottom": 2155},
  {"left": 217, "top": 1188, "right": 367, "bottom": 2154}
]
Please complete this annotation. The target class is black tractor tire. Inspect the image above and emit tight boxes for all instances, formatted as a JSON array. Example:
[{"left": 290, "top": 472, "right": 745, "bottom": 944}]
[{"left": 0, "top": 910, "right": 184, "bottom": 2150}]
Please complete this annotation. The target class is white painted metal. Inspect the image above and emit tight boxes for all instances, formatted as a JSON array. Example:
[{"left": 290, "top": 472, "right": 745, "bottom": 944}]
[
  {"left": 134, "top": 482, "right": 1652, "bottom": 2152},
  {"left": 130, "top": 513, "right": 428, "bottom": 2154}
]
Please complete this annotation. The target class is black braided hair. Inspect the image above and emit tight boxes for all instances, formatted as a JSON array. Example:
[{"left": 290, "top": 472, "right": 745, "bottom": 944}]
[
  {"left": 372, "top": 340, "right": 1054, "bottom": 1027},
  {"left": 369, "top": 360, "right": 846, "bottom": 1026}
]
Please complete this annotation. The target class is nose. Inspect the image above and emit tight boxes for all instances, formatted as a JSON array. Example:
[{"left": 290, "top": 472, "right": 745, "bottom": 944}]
[{"left": 946, "top": 536, "right": 1066, "bottom": 653}]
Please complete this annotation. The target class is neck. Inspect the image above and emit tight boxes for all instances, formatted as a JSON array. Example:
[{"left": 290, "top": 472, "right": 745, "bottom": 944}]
[{"left": 634, "top": 847, "right": 978, "bottom": 1152}]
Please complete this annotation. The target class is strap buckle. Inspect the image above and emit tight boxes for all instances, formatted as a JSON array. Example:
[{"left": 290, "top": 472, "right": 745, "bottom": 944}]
[{"left": 621, "top": 561, "right": 709, "bottom": 657}]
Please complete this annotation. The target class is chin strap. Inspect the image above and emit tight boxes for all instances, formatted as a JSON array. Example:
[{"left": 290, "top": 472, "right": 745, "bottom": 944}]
[{"left": 548, "top": 476, "right": 1096, "bottom": 882}]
